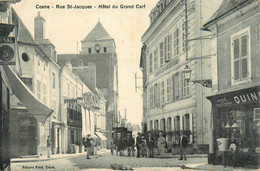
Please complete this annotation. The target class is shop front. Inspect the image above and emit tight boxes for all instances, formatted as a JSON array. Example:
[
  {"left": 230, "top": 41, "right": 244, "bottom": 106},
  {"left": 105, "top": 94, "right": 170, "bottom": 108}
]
[{"left": 207, "top": 85, "right": 260, "bottom": 167}]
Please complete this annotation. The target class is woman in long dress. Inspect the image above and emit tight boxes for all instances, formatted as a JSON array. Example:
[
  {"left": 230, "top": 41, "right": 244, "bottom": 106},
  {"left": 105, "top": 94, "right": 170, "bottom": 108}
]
[{"left": 157, "top": 132, "right": 166, "bottom": 157}]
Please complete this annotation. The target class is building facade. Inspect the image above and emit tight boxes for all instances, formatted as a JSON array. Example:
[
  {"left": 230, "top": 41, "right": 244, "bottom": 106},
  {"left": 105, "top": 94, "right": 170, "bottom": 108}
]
[
  {"left": 58, "top": 21, "right": 119, "bottom": 147},
  {"left": 5, "top": 9, "right": 55, "bottom": 157},
  {"left": 140, "top": 0, "right": 221, "bottom": 150},
  {"left": 203, "top": 0, "right": 260, "bottom": 166}
]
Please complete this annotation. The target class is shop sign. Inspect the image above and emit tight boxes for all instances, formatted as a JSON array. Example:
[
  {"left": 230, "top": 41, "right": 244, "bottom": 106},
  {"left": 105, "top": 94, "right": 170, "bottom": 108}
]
[
  {"left": 0, "top": 36, "right": 15, "bottom": 65},
  {"left": 67, "top": 120, "right": 82, "bottom": 128},
  {"left": 209, "top": 86, "right": 260, "bottom": 108}
]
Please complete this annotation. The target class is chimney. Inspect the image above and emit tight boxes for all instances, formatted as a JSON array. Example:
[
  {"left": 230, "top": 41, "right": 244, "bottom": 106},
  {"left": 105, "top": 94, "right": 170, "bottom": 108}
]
[{"left": 34, "top": 12, "right": 45, "bottom": 40}]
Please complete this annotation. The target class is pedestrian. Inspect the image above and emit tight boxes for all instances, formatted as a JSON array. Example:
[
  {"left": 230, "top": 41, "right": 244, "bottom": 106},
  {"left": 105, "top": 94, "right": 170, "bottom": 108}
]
[
  {"left": 140, "top": 135, "right": 148, "bottom": 157},
  {"left": 110, "top": 140, "right": 114, "bottom": 155},
  {"left": 179, "top": 131, "right": 189, "bottom": 160},
  {"left": 136, "top": 132, "right": 142, "bottom": 158},
  {"left": 85, "top": 134, "right": 92, "bottom": 159},
  {"left": 127, "top": 133, "right": 135, "bottom": 157},
  {"left": 47, "top": 135, "right": 51, "bottom": 158},
  {"left": 147, "top": 132, "right": 155, "bottom": 158},
  {"left": 157, "top": 132, "right": 166, "bottom": 157},
  {"left": 131, "top": 135, "right": 135, "bottom": 156}
]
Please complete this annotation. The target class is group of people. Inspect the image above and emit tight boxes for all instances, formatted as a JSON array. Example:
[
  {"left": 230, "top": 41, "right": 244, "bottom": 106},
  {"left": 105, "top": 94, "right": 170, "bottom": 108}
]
[{"left": 135, "top": 131, "right": 189, "bottom": 160}]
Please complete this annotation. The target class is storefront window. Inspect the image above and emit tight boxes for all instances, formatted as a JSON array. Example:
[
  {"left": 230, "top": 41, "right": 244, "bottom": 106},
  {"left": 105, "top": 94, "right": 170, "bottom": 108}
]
[{"left": 215, "top": 108, "right": 259, "bottom": 152}]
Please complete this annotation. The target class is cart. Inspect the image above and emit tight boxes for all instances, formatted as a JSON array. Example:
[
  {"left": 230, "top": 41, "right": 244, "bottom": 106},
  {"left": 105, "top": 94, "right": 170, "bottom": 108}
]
[{"left": 112, "top": 127, "right": 135, "bottom": 156}]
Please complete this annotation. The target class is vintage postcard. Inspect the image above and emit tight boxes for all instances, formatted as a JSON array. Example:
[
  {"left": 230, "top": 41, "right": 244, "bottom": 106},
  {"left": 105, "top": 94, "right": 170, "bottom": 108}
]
[{"left": 0, "top": 0, "right": 259, "bottom": 170}]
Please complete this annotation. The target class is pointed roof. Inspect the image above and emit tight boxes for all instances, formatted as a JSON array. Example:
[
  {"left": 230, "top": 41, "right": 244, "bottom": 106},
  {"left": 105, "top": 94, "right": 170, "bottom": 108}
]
[
  {"left": 82, "top": 21, "right": 112, "bottom": 42},
  {"left": 203, "top": 0, "right": 254, "bottom": 29},
  {"left": 12, "top": 8, "right": 36, "bottom": 45}
]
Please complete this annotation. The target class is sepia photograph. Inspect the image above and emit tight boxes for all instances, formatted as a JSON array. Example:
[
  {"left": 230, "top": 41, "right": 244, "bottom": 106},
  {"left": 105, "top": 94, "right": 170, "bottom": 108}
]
[{"left": 0, "top": 0, "right": 260, "bottom": 170}]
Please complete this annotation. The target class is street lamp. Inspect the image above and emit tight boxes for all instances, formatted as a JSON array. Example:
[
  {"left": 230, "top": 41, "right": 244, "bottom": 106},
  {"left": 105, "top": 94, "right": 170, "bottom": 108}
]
[{"left": 183, "top": 65, "right": 191, "bottom": 82}]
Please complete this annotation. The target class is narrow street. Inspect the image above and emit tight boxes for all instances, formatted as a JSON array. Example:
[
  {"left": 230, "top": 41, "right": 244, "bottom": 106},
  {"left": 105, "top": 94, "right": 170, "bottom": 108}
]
[{"left": 11, "top": 150, "right": 207, "bottom": 171}]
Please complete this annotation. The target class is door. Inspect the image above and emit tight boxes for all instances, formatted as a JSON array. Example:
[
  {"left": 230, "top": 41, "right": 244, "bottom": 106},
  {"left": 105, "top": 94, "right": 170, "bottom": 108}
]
[{"left": 28, "top": 125, "right": 37, "bottom": 155}]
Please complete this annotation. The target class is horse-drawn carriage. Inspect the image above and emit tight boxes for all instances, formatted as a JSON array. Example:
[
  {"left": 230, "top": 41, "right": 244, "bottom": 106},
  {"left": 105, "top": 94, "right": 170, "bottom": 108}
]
[{"left": 112, "top": 127, "right": 135, "bottom": 156}]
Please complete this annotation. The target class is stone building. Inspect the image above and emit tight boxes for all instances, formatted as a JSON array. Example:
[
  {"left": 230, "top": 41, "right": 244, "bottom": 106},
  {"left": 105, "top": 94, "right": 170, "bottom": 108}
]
[
  {"left": 58, "top": 21, "right": 119, "bottom": 147},
  {"left": 6, "top": 9, "right": 55, "bottom": 157},
  {"left": 202, "top": 0, "right": 260, "bottom": 166},
  {"left": 140, "top": 0, "right": 221, "bottom": 151}
]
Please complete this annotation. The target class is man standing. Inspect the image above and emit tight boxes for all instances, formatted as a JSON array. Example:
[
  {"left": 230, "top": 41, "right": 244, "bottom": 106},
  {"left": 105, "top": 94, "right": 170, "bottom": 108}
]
[
  {"left": 47, "top": 136, "right": 51, "bottom": 158},
  {"left": 136, "top": 132, "right": 142, "bottom": 158},
  {"left": 85, "top": 134, "right": 92, "bottom": 159},
  {"left": 147, "top": 133, "right": 154, "bottom": 158},
  {"left": 179, "top": 132, "right": 189, "bottom": 160}
]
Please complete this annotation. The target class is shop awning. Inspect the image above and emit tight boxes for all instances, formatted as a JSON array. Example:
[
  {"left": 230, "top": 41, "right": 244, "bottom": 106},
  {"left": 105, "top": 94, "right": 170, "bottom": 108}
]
[
  {"left": 95, "top": 132, "right": 107, "bottom": 140},
  {"left": 3, "top": 66, "right": 53, "bottom": 124}
]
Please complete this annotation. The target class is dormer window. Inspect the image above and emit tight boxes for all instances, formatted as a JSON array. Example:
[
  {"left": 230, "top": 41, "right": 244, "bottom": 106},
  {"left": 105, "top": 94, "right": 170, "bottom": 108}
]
[
  {"left": 88, "top": 48, "right": 92, "bottom": 54},
  {"left": 104, "top": 47, "right": 107, "bottom": 53}
]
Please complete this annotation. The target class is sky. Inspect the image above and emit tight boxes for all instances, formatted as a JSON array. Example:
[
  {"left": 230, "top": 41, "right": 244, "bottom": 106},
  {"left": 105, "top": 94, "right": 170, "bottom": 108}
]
[{"left": 12, "top": 0, "right": 158, "bottom": 125}]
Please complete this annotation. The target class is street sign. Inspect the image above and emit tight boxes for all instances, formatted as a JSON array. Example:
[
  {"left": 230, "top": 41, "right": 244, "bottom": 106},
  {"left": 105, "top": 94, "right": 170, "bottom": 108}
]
[{"left": 0, "top": 36, "right": 15, "bottom": 65}]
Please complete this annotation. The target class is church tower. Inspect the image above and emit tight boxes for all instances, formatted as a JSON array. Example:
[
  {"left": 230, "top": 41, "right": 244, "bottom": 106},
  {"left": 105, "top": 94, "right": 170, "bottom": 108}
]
[
  {"left": 80, "top": 21, "right": 119, "bottom": 147},
  {"left": 58, "top": 21, "right": 119, "bottom": 148},
  {"left": 81, "top": 21, "right": 116, "bottom": 54}
]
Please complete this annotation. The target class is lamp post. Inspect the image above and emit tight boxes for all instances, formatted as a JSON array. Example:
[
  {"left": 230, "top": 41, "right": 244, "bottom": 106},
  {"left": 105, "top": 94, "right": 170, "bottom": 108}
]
[{"left": 183, "top": 65, "right": 191, "bottom": 82}]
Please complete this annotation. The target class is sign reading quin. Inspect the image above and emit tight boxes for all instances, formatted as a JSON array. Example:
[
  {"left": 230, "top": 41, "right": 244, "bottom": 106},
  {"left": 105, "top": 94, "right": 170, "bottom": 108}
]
[
  {"left": 208, "top": 86, "right": 260, "bottom": 108},
  {"left": 0, "top": 36, "right": 16, "bottom": 65}
]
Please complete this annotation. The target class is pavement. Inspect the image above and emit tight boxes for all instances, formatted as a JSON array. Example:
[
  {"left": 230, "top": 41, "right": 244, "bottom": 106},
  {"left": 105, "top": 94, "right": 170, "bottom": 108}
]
[{"left": 10, "top": 149, "right": 259, "bottom": 171}]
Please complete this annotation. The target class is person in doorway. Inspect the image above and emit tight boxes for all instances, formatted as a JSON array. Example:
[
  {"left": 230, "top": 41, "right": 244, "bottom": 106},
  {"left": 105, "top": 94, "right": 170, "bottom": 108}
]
[
  {"left": 158, "top": 132, "right": 166, "bottom": 157},
  {"left": 147, "top": 133, "right": 155, "bottom": 158},
  {"left": 47, "top": 135, "right": 52, "bottom": 158},
  {"left": 179, "top": 132, "right": 189, "bottom": 160},
  {"left": 85, "top": 134, "right": 92, "bottom": 159},
  {"left": 136, "top": 132, "right": 142, "bottom": 158}
]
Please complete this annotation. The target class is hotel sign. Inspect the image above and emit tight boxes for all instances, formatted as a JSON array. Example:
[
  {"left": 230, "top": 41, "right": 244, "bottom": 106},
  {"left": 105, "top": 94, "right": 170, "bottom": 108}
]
[
  {"left": 0, "top": 37, "right": 15, "bottom": 65},
  {"left": 207, "top": 86, "right": 260, "bottom": 108}
]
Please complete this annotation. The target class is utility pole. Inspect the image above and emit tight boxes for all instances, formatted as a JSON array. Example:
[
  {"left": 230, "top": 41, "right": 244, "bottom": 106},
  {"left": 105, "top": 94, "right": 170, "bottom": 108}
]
[{"left": 185, "top": 0, "right": 189, "bottom": 61}]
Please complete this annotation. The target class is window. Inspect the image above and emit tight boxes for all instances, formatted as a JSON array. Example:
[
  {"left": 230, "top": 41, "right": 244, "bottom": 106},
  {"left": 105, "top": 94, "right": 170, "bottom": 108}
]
[
  {"left": 160, "top": 81, "right": 165, "bottom": 104},
  {"left": 183, "top": 74, "right": 190, "bottom": 97},
  {"left": 167, "top": 117, "right": 172, "bottom": 131},
  {"left": 79, "top": 60, "right": 83, "bottom": 66},
  {"left": 160, "top": 118, "right": 166, "bottom": 131},
  {"left": 232, "top": 29, "right": 250, "bottom": 82},
  {"left": 150, "top": 120, "right": 153, "bottom": 130},
  {"left": 154, "top": 120, "right": 159, "bottom": 130},
  {"left": 52, "top": 73, "right": 55, "bottom": 89},
  {"left": 104, "top": 47, "right": 107, "bottom": 53},
  {"left": 149, "top": 53, "right": 153, "bottom": 73},
  {"left": 160, "top": 42, "right": 164, "bottom": 66},
  {"left": 149, "top": 87, "right": 154, "bottom": 107},
  {"left": 167, "top": 76, "right": 173, "bottom": 102},
  {"left": 154, "top": 83, "right": 159, "bottom": 106},
  {"left": 42, "top": 84, "right": 46, "bottom": 104},
  {"left": 174, "top": 73, "right": 179, "bottom": 100},
  {"left": 164, "top": 35, "right": 172, "bottom": 61},
  {"left": 38, "top": 58, "right": 40, "bottom": 66},
  {"left": 88, "top": 48, "right": 91, "bottom": 54},
  {"left": 22, "top": 53, "right": 29, "bottom": 62},
  {"left": 37, "top": 80, "right": 41, "bottom": 99},
  {"left": 182, "top": 23, "right": 186, "bottom": 51},
  {"left": 154, "top": 49, "right": 158, "bottom": 70},
  {"left": 174, "top": 116, "right": 180, "bottom": 131},
  {"left": 184, "top": 114, "right": 190, "bottom": 130},
  {"left": 174, "top": 29, "right": 180, "bottom": 56}
]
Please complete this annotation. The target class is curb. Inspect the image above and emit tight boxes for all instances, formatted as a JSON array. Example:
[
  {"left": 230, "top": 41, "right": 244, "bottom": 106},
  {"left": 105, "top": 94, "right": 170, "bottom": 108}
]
[{"left": 11, "top": 153, "right": 86, "bottom": 163}]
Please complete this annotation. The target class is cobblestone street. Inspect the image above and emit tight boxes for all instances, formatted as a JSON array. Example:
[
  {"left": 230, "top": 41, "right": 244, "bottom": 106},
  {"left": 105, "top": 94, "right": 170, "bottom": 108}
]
[
  {"left": 11, "top": 150, "right": 208, "bottom": 171},
  {"left": 11, "top": 149, "right": 258, "bottom": 171}
]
